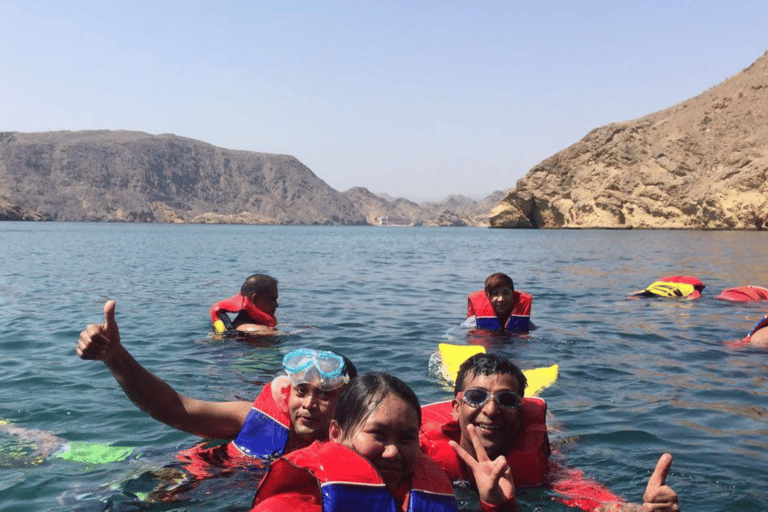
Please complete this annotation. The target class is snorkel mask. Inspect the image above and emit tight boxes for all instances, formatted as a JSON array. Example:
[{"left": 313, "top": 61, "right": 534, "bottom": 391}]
[{"left": 282, "top": 349, "right": 350, "bottom": 391}]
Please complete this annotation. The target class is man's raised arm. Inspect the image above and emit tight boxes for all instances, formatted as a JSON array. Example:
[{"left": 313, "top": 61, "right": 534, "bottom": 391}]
[{"left": 77, "top": 300, "right": 250, "bottom": 440}]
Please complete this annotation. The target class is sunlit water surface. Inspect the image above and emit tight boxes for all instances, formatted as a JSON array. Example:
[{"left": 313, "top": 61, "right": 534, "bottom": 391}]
[{"left": 1, "top": 223, "right": 766, "bottom": 511}]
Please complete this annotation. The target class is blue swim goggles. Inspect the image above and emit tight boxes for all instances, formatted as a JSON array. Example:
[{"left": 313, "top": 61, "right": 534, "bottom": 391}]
[{"left": 282, "top": 349, "right": 349, "bottom": 391}]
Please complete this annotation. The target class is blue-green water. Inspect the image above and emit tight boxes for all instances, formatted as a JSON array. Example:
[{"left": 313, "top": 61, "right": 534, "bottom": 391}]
[{"left": 1, "top": 223, "right": 766, "bottom": 511}]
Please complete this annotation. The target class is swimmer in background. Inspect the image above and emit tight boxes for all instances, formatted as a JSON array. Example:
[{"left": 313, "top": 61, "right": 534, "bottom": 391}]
[
  {"left": 464, "top": 273, "right": 533, "bottom": 333},
  {"left": 630, "top": 276, "right": 705, "bottom": 300},
  {"left": 211, "top": 274, "right": 280, "bottom": 335}
]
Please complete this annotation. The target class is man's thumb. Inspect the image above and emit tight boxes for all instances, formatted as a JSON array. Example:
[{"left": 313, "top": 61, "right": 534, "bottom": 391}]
[
  {"left": 103, "top": 300, "right": 117, "bottom": 330},
  {"left": 647, "top": 453, "right": 673, "bottom": 490}
]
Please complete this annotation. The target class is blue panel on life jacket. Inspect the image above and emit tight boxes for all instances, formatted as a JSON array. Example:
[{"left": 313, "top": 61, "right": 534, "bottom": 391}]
[
  {"left": 321, "top": 483, "right": 396, "bottom": 512},
  {"left": 232, "top": 408, "right": 289, "bottom": 459},
  {"left": 408, "top": 489, "right": 458, "bottom": 512}
]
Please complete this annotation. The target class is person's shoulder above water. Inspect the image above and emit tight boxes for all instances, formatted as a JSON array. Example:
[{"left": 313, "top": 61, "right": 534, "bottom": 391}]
[{"left": 210, "top": 274, "right": 279, "bottom": 334}]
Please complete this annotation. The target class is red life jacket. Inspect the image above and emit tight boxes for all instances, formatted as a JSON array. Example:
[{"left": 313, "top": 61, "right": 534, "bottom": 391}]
[
  {"left": 467, "top": 290, "right": 532, "bottom": 333},
  {"left": 228, "top": 380, "right": 292, "bottom": 459},
  {"left": 715, "top": 286, "right": 768, "bottom": 302},
  {"left": 210, "top": 293, "right": 277, "bottom": 332},
  {"left": 419, "top": 398, "right": 550, "bottom": 487},
  {"left": 252, "top": 441, "right": 458, "bottom": 512},
  {"left": 177, "top": 381, "right": 292, "bottom": 478}
]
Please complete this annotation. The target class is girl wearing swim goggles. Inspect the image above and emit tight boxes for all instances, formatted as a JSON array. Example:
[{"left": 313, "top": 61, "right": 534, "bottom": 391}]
[
  {"left": 458, "top": 388, "right": 522, "bottom": 409},
  {"left": 282, "top": 349, "right": 350, "bottom": 392}
]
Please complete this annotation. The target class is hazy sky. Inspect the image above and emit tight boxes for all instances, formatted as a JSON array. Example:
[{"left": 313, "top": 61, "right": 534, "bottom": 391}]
[{"left": 2, "top": 1, "right": 766, "bottom": 199}]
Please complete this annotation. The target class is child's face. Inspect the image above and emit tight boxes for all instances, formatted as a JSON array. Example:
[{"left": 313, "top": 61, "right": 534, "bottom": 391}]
[{"left": 487, "top": 286, "right": 515, "bottom": 317}]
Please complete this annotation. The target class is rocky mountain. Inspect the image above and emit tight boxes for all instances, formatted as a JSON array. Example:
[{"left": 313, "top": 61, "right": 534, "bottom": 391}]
[
  {"left": 490, "top": 50, "right": 768, "bottom": 229},
  {"left": 343, "top": 187, "right": 504, "bottom": 226},
  {"left": 0, "top": 130, "right": 501, "bottom": 226},
  {"left": 422, "top": 191, "right": 507, "bottom": 225},
  {"left": 0, "top": 130, "right": 366, "bottom": 224}
]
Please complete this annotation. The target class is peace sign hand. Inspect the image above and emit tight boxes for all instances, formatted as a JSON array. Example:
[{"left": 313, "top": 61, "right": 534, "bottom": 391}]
[{"left": 449, "top": 424, "right": 516, "bottom": 507}]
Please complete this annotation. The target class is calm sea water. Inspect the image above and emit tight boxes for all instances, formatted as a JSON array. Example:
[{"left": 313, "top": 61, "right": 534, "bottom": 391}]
[{"left": 1, "top": 223, "right": 766, "bottom": 512}]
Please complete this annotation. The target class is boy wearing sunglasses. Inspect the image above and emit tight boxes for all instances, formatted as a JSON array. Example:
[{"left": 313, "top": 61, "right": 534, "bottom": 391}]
[
  {"left": 77, "top": 301, "right": 356, "bottom": 474},
  {"left": 421, "top": 354, "right": 680, "bottom": 512}
]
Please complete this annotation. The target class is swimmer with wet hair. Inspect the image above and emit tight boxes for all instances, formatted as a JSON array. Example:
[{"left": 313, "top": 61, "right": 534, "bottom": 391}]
[{"left": 211, "top": 274, "right": 280, "bottom": 334}]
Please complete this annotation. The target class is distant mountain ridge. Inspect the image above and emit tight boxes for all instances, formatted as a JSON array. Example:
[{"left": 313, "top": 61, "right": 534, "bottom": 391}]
[
  {"left": 343, "top": 187, "right": 503, "bottom": 226},
  {"left": 9, "top": 51, "right": 764, "bottom": 229},
  {"left": 0, "top": 130, "right": 500, "bottom": 225},
  {"left": 490, "top": 50, "right": 768, "bottom": 229}
]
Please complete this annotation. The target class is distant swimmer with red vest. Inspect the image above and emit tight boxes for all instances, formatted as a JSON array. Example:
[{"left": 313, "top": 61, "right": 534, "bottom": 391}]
[
  {"left": 631, "top": 275, "right": 705, "bottom": 300},
  {"left": 77, "top": 301, "right": 356, "bottom": 479},
  {"left": 211, "top": 274, "right": 280, "bottom": 335},
  {"left": 420, "top": 353, "right": 680, "bottom": 512},
  {"left": 251, "top": 372, "right": 462, "bottom": 512},
  {"left": 465, "top": 273, "right": 533, "bottom": 333}
]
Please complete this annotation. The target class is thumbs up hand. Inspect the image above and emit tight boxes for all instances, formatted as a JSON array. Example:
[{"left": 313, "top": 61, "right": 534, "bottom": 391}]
[
  {"left": 642, "top": 453, "right": 679, "bottom": 512},
  {"left": 77, "top": 300, "right": 122, "bottom": 362}
]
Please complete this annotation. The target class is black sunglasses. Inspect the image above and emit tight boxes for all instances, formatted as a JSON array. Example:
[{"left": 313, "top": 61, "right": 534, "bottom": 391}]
[{"left": 459, "top": 388, "right": 522, "bottom": 409}]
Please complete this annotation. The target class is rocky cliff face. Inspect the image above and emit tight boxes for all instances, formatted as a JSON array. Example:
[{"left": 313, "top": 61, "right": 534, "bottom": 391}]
[
  {"left": 490, "top": 50, "right": 768, "bottom": 230},
  {"left": 0, "top": 130, "right": 366, "bottom": 224},
  {"left": 0, "top": 130, "right": 502, "bottom": 226}
]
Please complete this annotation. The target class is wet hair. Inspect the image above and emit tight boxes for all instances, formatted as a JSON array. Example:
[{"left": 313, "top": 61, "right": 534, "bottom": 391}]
[
  {"left": 338, "top": 353, "right": 358, "bottom": 379},
  {"left": 241, "top": 274, "right": 278, "bottom": 297},
  {"left": 454, "top": 353, "right": 527, "bottom": 397},
  {"left": 333, "top": 372, "right": 421, "bottom": 439},
  {"left": 484, "top": 273, "right": 514, "bottom": 296}
]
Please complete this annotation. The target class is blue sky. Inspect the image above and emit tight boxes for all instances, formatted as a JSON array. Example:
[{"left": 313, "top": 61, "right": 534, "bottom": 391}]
[{"left": 2, "top": 1, "right": 766, "bottom": 199}]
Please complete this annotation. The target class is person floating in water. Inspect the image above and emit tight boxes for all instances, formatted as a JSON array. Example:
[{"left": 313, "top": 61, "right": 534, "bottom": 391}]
[
  {"left": 465, "top": 273, "right": 533, "bottom": 334},
  {"left": 420, "top": 353, "right": 680, "bottom": 512},
  {"left": 211, "top": 274, "right": 280, "bottom": 335},
  {"left": 631, "top": 275, "right": 705, "bottom": 300},
  {"left": 77, "top": 301, "right": 356, "bottom": 476}
]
